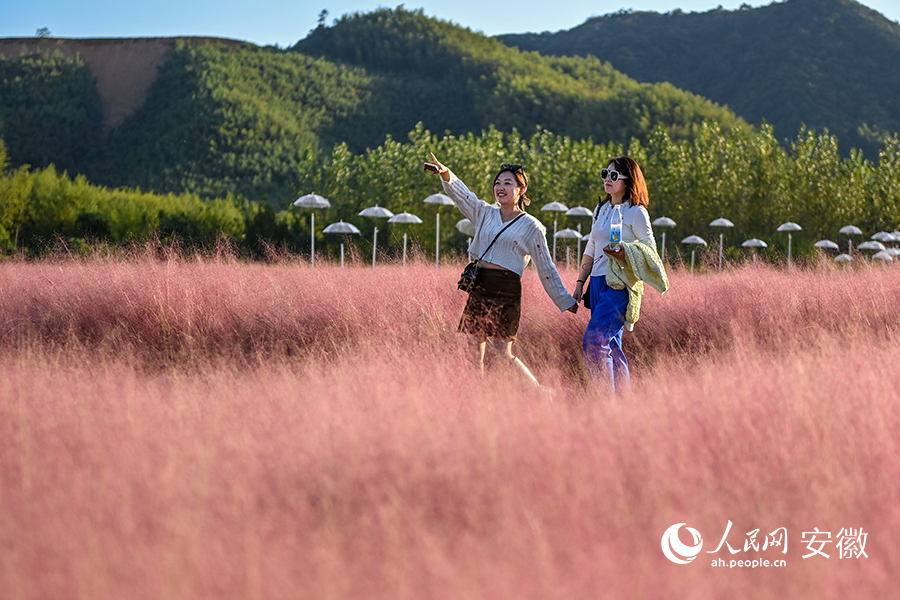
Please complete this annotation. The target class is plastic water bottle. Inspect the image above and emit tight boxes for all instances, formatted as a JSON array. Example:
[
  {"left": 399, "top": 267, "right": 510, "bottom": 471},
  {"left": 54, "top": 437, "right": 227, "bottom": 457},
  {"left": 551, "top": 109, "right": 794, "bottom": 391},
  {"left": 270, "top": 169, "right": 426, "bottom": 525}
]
[{"left": 609, "top": 204, "right": 623, "bottom": 250}]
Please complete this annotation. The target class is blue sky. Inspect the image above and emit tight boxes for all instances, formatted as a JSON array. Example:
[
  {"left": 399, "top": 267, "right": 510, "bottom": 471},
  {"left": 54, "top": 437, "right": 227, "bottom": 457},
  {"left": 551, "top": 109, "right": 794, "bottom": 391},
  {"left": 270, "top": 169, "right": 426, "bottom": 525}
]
[{"left": 2, "top": 1, "right": 898, "bottom": 47}]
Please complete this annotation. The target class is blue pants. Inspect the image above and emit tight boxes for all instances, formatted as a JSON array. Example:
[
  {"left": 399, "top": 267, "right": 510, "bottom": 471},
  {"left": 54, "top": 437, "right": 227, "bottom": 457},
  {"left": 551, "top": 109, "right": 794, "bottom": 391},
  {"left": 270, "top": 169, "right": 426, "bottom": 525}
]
[{"left": 583, "top": 276, "right": 630, "bottom": 394}]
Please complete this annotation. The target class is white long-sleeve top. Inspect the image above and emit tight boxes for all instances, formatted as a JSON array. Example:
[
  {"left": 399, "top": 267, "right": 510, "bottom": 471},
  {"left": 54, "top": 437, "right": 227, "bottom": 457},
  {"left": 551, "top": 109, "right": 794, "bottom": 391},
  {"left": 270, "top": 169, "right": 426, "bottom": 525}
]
[
  {"left": 583, "top": 200, "right": 656, "bottom": 277},
  {"left": 442, "top": 171, "right": 576, "bottom": 312}
]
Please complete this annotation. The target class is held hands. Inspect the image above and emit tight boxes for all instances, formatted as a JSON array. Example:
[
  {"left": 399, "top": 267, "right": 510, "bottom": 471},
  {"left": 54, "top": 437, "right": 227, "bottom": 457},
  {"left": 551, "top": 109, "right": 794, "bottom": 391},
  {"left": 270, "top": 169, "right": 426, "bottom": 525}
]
[{"left": 572, "top": 284, "right": 584, "bottom": 304}]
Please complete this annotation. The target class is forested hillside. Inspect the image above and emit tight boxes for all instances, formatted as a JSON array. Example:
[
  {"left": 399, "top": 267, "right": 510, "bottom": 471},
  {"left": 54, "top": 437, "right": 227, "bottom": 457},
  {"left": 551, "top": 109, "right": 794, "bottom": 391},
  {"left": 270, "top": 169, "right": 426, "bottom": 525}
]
[
  {"left": 0, "top": 7, "right": 742, "bottom": 203},
  {"left": 293, "top": 7, "right": 744, "bottom": 151},
  {"left": 499, "top": 0, "right": 900, "bottom": 158}
]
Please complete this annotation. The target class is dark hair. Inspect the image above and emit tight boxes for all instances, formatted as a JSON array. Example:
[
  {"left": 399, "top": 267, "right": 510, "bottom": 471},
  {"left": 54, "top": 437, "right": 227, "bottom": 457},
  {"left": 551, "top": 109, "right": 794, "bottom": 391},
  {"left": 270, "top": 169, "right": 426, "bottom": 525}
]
[
  {"left": 493, "top": 164, "right": 531, "bottom": 210},
  {"left": 599, "top": 156, "right": 649, "bottom": 209}
]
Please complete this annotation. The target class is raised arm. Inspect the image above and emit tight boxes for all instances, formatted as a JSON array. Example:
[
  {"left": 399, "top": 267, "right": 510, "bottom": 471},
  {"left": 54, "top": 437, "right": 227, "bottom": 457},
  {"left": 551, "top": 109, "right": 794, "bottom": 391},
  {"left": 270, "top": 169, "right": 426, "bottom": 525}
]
[{"left": 424, "top": 152, "right": 487, "bottom": 224}]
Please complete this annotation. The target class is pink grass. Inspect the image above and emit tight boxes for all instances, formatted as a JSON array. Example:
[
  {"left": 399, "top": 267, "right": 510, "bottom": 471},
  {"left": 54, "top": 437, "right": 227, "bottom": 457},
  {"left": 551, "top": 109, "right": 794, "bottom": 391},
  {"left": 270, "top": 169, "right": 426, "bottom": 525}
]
[{"left": 1, "top": 256, "right": 899, "bottom": 599}]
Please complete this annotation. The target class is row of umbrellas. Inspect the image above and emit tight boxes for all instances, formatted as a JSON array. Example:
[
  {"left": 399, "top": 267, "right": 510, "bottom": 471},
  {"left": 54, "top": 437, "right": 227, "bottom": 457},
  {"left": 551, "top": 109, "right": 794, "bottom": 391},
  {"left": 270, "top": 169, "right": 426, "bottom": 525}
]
[
  {"left": 294, "top": 192, "right": 457, "bottom": 269},
  {"left": 295, "top": 193, "right": 604, "bottom": 269},
  {"left": 297, "top": 193, "right": 900, "bottom": 272},
  {"left": 678, "top": 220, "right": 900, "bottom": 273}
]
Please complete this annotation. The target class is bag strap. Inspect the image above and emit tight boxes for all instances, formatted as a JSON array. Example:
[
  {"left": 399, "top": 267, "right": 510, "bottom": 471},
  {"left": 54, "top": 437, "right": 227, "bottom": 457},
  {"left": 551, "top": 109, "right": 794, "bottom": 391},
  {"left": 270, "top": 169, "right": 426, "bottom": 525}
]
[{"left": 477, "top": 213, "right": 526, "bottom": 261}]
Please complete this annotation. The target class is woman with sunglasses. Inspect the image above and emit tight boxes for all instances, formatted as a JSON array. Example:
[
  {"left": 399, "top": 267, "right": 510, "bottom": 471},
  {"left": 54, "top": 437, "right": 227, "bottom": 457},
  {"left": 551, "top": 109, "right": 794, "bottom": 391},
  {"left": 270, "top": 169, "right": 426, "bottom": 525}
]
[
  {"left": 572, "top": 156, "right": 656, "bottom": 395},
  {"left": 424, "top": 152, "right": 578, "bottom": 388}
]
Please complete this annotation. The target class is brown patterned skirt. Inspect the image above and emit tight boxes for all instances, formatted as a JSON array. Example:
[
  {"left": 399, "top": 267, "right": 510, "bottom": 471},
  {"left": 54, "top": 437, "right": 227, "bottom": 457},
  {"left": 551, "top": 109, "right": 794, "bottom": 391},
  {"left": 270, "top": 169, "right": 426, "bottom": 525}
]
[{"left": 458, "top": 268, "right": 522, "bottom": 340}]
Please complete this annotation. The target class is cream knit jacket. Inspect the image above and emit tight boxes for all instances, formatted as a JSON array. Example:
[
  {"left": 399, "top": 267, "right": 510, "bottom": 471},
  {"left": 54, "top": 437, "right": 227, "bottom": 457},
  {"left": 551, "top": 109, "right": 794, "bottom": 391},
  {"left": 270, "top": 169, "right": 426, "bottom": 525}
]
[{"left": 442, "top": 171, "right": 576, "bottom": 312}]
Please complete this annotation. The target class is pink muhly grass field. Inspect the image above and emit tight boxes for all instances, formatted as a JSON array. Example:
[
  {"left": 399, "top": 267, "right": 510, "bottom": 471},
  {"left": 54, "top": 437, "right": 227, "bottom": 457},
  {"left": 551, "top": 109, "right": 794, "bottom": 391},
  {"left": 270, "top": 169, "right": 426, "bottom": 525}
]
[{"left": 1, "top": 255, "right": 898, "bottom": 599}]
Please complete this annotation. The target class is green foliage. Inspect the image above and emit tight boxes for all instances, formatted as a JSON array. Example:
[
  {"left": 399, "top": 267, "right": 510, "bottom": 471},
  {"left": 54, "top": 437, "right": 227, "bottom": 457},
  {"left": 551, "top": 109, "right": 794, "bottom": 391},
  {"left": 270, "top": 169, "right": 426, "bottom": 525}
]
[
  {"left": 499, "top": 0, "right": 900, "bottom": 159},
  {"left": 0, "top": 161, "right": 246, "bottom": 256},
  {"left": 3, "top": 121, "right": 900, "bottom": 262},
  {"left": 289, "top": 122, "right": 900, "bottom": 262},
  {"left": 0, "top": 51, "right": 103, "bottom": 173}
]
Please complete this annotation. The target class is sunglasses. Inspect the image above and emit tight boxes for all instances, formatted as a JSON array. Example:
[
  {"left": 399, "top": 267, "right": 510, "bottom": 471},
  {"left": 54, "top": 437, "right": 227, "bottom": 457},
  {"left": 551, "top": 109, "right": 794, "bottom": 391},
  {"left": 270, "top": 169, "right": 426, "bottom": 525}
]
[
  {"left": 601, "top": 168, "right": 628, "bottom": 182},
  {"left": 500, "top": 163, "right": 524, "bottom": 172}
]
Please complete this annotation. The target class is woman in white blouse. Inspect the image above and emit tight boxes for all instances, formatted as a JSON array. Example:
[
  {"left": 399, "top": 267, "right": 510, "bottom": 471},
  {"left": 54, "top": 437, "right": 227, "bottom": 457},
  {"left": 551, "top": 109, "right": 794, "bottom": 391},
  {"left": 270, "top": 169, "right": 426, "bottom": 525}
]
[
  {"left": 425, "top": 153, "right": 577, "bottom": 387},
  {"left": 572, "top": 156, "right": 655, "bottom": 395}
]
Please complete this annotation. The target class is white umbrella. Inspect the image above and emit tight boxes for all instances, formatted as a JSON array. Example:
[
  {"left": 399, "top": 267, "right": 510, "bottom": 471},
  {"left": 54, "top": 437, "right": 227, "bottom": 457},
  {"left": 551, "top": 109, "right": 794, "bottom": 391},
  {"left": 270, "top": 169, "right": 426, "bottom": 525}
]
[
  {"left": 682, "top": 235, "right": 708, "bottom": 275},
  {"left": 359, "top": 205, "right": 394, "bottom": 218},
  {"left": 424, "top": 193, "right": 455, "bottom": 267},
  {"left": 423, "top": 193, "right": 453, "bottom": 205},
  {"left": 682, "top": 235, "right": 707, "bottom": 245},
  {"left": 541, "top": 202, "right": 570, "bottom": 262},
  {"left": 566, "top": 207, "right": 593, "bottom": 259},
  {"left": 293, "top": 193, "right": 330, "bottom": 209},
  {"left": 555, "top": 228, "right": 582, "bottom": 269},
  {"left": 741, "top": 238, "right": 767, "bottom": 267},
  {"left": 565, "top": 206, "right": 593, "bottom": 217},
  {"left": 886, "top": 248, "right": 900, "bottom": 257},
  {"left": 857, "top": 241, "right": 886, "bottom": 251},
  {"left": 456, "top": 218, "right": 476, "bottom": 237},
  {"left": 388, "top": 212, "right": 423, "bottom": 267},
  {"left": 709, "top": 218, "right": 734, "bottom": 273},
  {"left": 323, "top": 220, "right": 360, "bottom": 234},
  {"left": 359, "top": 205, "right": 395, "bottom": 269},
  {"left": 835, "top": 253, "right": 853, "bottom": 264},
  {"left": 857, "top": 240, "right": 886, "bottom": 262},
  {"left": 873, "top": 250, "right": 894, "bottom": 262},
  {"left": 814, "top": 240, "right": 840, "bottom": 250},
  {"left": 554, "top": 228, "right": 582, "bottom": 239},
  {"left": 293, "top": 193, "right": 332, "bottom": 268},
  {"left": 871, "top": 231, "right": 892, "bottom": 242},
  {"left": 839, "top": 225, "right": 863, "bottom": 257},
  {"left": 777, "top": 222, "right": 802, "bottom": 271},
  {"left": 652, "top": 216, "right": 677, "bottom": 263},
  {"left": 387, "top": 211, "right": 422, "bottom": 224},
  {"left": 323, "top": 220, "right": 360, "bottom": 269}
]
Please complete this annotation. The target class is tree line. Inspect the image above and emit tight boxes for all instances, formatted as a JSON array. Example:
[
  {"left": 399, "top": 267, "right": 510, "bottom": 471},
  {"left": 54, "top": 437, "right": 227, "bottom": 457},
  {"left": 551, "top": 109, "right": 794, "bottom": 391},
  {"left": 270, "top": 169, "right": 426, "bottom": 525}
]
[{"left": 3, "top": 122, "right": 899, "bottom": 263}]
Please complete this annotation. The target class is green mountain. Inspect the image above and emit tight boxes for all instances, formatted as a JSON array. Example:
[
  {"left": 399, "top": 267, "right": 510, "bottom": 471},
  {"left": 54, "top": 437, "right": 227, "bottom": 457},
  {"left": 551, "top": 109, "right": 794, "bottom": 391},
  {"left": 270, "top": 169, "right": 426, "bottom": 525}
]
[
  {"left": 0, "top": 7, "right": 743, "bottom": 202},
  {"left": 498, "top": 0, "right": 900, "bottom": 158},
  {"left": 292, "top": 7, "right": 744, "bottom": 151}
]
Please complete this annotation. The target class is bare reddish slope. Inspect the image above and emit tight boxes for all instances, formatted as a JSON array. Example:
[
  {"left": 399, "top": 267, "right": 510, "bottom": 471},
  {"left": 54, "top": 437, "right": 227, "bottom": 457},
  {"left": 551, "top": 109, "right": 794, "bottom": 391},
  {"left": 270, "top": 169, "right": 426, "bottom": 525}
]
[{"left": 0, "top": 37, "right": 246, "bottom": 132}]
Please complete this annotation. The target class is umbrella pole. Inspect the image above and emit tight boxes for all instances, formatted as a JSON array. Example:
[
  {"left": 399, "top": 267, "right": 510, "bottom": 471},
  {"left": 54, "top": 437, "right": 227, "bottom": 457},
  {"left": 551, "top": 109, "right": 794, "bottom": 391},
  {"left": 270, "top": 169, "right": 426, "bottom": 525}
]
[
  {"left": 566, "top": 245, "right": 571, "bottom": 270},
  {"left": 691, "top": 249, "right": 696, "bottom": 275},
  {"left": 403, "top": 233, "right": 408, "bottom": 267},
  {"left": 340, "top": 243, "right": 345, "bottom": 270},
  {"left": 372, "top": 227, "right": 378, "bottom": 270},
  {"left": 553, "top": 219, "right": 558, "bottom": 263},
  {"left": 310, "top": 213, "right": 315, "bottom": 269},
  {"left": 435, "top": 212, "right": 440, "bottom": 267},
  {"left": 661, "top": 231, "right": 666, "bottom": 263},
  {"left": 577, "top": 223, "right": 582, "bottom": 261},
  {"left": 718, "top": 232, "right": 724, "bottom": 273},
  {"left": 788, "top": 233, "right": 792, "bottom": 272}
]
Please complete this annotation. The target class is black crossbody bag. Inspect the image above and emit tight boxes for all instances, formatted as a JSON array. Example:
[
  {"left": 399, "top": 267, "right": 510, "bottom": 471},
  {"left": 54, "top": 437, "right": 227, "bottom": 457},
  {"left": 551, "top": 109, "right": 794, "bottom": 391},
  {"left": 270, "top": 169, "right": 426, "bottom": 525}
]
[{"left": 457, "top": 213, "right": 525, "bottom": 293}]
